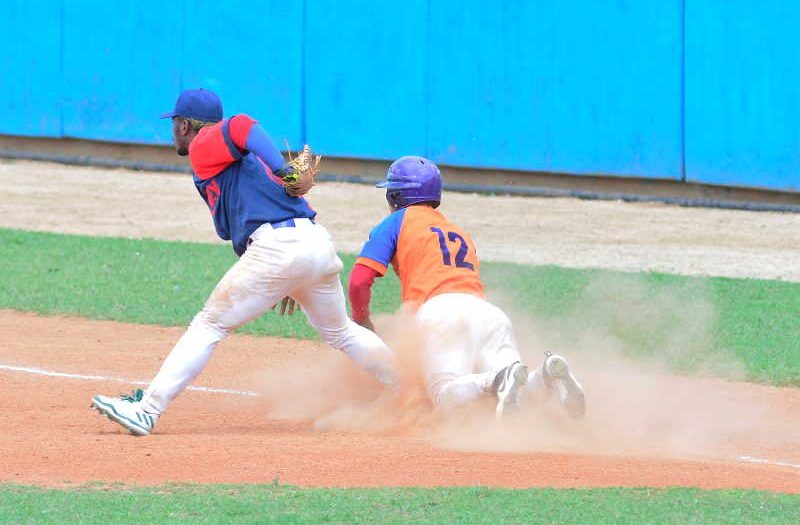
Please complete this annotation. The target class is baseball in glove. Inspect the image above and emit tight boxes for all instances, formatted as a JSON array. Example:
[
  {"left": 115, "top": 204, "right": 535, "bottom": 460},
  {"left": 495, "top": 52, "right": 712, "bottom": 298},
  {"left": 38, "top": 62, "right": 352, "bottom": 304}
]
[{"left": 278, "top": 144, "right": 321, "bottom": 197}]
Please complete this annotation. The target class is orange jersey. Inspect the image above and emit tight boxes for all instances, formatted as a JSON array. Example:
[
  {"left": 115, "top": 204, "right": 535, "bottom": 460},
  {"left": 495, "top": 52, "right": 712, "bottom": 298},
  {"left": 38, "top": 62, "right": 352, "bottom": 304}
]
[{"left": 357, "top": 205, "right": 484, "bottom": 303}]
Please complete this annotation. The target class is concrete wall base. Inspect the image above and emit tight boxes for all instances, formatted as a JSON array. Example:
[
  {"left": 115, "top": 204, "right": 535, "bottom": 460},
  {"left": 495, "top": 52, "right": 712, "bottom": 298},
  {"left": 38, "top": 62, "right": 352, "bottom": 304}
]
[{"left": 2, "top": 135, "right": 799, "bottom": 212}]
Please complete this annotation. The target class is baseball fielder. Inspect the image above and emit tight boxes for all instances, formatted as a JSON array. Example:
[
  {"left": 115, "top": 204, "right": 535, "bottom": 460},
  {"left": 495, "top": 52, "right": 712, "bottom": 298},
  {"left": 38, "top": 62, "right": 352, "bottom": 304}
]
[
  {"left": 91, "top": 88, "right": 395, "bottom": 436},
  {"left": 348, "top": 156, "right": 585, "bottom": 418}
]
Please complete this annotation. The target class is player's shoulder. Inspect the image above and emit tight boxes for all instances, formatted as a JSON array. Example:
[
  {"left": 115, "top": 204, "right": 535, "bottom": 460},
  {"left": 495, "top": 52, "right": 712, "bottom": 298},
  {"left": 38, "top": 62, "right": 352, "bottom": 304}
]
[
  {"left": 403, "top": 204, "right": 451, "bottom": 227},
  {"left": 189, "top": 121, "right": 228, "bottom": 165},
  {"left": 369, "top": 208, "right": 407, "bottom": 237},
  {"left": 228, "top": 113, "right": 256, "bottom": 125},
  {"left": 406, "top": 204, "right": 442, "bottom": 217},
  {"left": 405, "top": 205, "right": 473, "bottom": 237}
]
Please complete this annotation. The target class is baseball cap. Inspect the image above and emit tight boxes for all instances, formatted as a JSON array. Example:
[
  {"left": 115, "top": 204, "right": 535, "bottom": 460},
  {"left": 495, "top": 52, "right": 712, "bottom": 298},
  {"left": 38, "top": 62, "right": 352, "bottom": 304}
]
[{"left": 160, "top": 88, "right": 223, "bottom": 122}]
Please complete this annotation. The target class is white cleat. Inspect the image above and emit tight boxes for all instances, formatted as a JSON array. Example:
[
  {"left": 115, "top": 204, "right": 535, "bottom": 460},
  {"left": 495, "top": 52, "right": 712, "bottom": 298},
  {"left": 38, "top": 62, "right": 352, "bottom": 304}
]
[
  {"left": 491, "top": 361, "right": 529, "bottom": 419},
  {"left": 543, "top": 351, "right": 586, "bottom": 419},
  {"left": 91, "top": 389, "right": 157, "bottom": 436}
]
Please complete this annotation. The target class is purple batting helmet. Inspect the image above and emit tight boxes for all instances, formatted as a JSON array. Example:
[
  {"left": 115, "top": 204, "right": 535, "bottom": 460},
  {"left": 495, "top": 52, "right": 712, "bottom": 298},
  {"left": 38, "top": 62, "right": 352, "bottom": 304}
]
[{"left": 377, "top": 156, "right": 442, "bottom": 210}]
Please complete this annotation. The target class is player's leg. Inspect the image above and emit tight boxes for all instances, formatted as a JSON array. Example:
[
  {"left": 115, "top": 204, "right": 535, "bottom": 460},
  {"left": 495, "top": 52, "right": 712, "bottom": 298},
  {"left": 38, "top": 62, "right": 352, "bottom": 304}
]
[
  {"left": 293, "top": 270, "right": 396, "bottom": 385},
  {"left": 92, "top": 228, "right": 293, "bottom": 432},
  {"left": 460, "top": 296, "right": 530, "bottom": 417},
  {"left": 140, "top": 233, "right": 292, "bottom": 415},
  {"left": 426, "top": 352, "right": 490, "bottom": 410},
  {"left": 469, "top": 298, "right": 585, "bottom": 418},
  {"left": 289, "top": 224, "right": 396, "bottom": 385},
  {"left": 524, "top": 351, "right": 586, "bottom": 419},
  {"left": 416, "top": 294, "right": 498, "bottom": 409},
  {"left": 407, "top": 293, "right": 531, "bottom": 418}
]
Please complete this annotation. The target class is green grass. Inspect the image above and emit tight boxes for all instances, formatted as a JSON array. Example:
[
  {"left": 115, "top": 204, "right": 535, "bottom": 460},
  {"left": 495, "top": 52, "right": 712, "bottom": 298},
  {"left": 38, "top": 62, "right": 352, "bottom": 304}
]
[
  {"left": 2, "top": 228, "right": 800, "bottom": 520},
  {"left": 1, "top": 484, "right": 798, "bottom": 525},
  {"left": 1, "top": 227, "right": 799, "bottom": 385},
  {"left": 482, "top": 265, "right": 800, "bottom": 385}
]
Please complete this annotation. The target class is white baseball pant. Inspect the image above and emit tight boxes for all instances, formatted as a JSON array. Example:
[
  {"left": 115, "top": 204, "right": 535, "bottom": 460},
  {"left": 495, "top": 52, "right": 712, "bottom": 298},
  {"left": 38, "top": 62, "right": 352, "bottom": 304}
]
[
  {"left": 415, "top": 292, "right": 524, "bottom": 409},
  {"left": 142, "top": 219, "right": 395, "bottom": 415}
]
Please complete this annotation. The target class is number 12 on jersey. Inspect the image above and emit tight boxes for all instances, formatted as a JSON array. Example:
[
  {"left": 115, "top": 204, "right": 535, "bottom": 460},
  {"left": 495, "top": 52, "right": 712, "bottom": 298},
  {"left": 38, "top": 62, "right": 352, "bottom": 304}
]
[{"left": 430, "top": 227, "right": 475, "bottom": 270}]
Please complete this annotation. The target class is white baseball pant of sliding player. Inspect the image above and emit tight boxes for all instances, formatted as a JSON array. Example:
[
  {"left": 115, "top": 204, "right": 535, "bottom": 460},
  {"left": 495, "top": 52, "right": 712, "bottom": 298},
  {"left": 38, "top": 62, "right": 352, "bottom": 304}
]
[{"left": 417, "top": 292, "right": 523, "bottom": 408}]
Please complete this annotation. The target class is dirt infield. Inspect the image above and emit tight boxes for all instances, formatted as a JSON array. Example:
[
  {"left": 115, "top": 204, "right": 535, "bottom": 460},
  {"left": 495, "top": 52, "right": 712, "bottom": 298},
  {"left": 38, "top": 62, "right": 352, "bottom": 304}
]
[
  {"left": 3, "top": 159, "right": 800, "bottom": 281},
  {"left": 2, "top": 311, "right": 799, "bottom": 491},
  {"left": 1, "top": 160, "right": 800, "bottom": 491}
]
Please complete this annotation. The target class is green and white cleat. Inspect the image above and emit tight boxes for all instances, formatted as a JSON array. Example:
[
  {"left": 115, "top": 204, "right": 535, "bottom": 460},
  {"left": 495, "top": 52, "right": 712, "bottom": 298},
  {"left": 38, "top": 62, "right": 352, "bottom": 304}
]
[{"left": 91, "top": 389, "right": 158, "bottom": 436}]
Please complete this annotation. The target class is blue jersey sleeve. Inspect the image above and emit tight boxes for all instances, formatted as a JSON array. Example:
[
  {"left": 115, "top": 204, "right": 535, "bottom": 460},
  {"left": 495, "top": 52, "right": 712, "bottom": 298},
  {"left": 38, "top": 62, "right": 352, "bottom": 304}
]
[
  {"left": 245, "top": 123, "right": 287, "bottom": 173},
  {"left": 357, "top": 209, "right": 406, "bottom": 272}
]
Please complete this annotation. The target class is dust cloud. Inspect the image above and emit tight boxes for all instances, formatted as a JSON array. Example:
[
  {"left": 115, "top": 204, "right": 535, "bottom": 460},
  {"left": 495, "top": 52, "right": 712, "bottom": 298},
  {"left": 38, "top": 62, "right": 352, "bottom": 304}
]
[{"left": 248, "top": 276, "right": 800, "bottom": 463}]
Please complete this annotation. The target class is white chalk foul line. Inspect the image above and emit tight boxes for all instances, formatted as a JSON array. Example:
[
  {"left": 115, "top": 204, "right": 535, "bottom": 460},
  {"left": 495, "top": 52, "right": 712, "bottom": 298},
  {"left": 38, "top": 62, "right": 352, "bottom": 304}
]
[
  {"left": 0, "top": 363, "right": 258, "bottom": 397},
  {"left": 5, "top": 363, "right": 800, "bottom": 470},
  {"left": 737, "top": 455, "right": 800, "bottom": 470}
]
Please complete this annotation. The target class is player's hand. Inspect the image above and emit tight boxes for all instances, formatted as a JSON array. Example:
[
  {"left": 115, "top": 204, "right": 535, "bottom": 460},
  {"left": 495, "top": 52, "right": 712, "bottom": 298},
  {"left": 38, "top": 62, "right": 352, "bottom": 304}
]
[
  {"left": 280, "top": 144, "right": 321, "bottom": 197},
  {"left": 273, "top": 296, "right": 299, "bottom": 316},
  {"left": 355, "top": 316, "right": 375, "bottom": 332}
]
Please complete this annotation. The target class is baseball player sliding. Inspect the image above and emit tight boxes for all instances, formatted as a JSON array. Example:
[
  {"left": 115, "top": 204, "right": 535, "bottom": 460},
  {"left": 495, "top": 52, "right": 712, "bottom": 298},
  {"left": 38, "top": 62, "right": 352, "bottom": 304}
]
[
  {"left": 349, "top": 156, "right": 585, "bottom": 418},
  {"left": 91, "top": 88, "right": 395, "bottom": 436}
]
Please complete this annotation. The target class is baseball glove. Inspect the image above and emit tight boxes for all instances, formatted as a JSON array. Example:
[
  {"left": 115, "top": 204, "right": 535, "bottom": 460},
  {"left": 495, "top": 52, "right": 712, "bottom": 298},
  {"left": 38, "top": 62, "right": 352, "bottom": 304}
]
[{"left": 279, "top": 144, "right": 321, "bottom": 197}]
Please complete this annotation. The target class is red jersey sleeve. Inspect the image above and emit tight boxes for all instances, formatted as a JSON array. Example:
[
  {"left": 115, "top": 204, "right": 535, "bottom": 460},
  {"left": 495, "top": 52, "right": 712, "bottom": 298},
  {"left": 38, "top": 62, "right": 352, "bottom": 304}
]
[
  {"left": 348, "top": 263, "right": 381, "bottom": 323},
  {"left": 228, "top": 114, "right": 257, "bottom": 152}
]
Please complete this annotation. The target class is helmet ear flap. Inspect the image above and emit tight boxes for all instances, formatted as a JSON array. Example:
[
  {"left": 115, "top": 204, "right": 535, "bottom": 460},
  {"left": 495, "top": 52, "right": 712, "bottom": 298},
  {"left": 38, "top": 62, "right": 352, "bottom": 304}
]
[{"left": 386, "top": 189, "right": 405, "bottom": 210}]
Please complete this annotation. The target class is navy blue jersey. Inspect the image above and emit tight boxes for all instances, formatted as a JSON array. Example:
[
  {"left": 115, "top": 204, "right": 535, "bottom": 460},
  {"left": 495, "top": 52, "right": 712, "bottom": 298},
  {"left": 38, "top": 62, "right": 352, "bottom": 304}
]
[{"left": 189, "top": 115, "right": 316, "bottom": 256}]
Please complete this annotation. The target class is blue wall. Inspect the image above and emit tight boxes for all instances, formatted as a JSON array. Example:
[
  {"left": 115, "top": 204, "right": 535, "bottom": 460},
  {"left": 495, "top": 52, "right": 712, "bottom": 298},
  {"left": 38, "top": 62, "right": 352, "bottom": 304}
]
[
  {"left": 0, "top": 1, "right": 62, "bottom": 137},
  {"left": 305, "top": 0, "right": 428, "bottom": 159},
  {"left": 0, "top": 1, "right": 797, "bottom": 191},
  {"left": 60, "top": 1, "right": 182, "bottom": 144},
  {"left": 685, "top": 1, "right": 800, "bottom": 191},
  {"left": 425, "top": 2, "right": 682, "bottom": 179}
]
